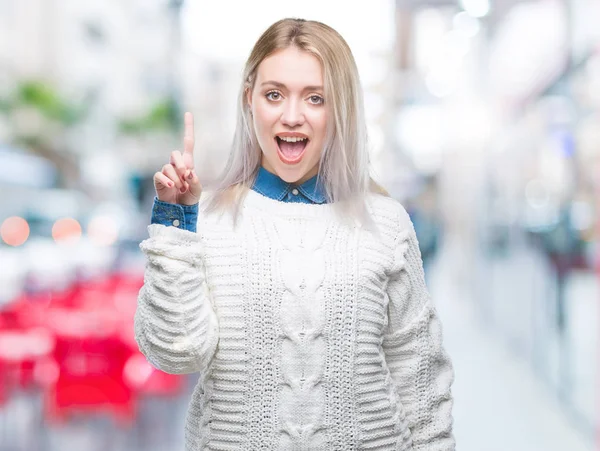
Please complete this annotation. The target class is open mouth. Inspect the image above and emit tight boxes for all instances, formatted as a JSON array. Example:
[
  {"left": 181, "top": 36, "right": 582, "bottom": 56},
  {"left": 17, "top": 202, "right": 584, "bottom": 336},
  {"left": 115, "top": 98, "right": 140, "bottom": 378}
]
[{"left": 275, "top": 136, "right": 309, "bottom": 165}]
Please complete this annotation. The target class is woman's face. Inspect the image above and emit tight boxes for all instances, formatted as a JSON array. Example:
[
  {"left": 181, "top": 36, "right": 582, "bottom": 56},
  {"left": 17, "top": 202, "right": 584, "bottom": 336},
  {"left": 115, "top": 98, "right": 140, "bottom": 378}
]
[{"left": 247, "top": 46, "right": 327, "bottom": 185}]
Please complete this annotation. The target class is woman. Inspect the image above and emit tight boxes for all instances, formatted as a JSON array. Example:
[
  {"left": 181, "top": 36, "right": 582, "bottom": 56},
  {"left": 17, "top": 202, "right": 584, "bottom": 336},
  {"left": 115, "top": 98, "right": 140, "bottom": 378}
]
[{"left": 136, "top": 18, "right": 455, "bottom": 451}]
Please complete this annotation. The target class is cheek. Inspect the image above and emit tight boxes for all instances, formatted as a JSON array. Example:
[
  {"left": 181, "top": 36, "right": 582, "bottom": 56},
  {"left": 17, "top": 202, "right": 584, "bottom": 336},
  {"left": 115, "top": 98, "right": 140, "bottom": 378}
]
[
  {"left": 254, "top": 110, "right": 279, "bottom": 140},
  {"left": 310, "top": 112, "right": 328, "bottom": 140},
  {"left": 254, "top": 101, "right": 277, "bottom": 122}
]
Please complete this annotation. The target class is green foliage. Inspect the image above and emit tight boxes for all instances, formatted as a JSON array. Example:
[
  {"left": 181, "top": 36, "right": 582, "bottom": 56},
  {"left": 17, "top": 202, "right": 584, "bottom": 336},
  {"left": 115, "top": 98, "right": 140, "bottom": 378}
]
[
  {"left": 17, "top": 81, "right": 84, "bottom": 125},
  {"left": 0, "top": 80, "right": 85, "bottom": 125},
  {"left": 0, "top": 80, "right": 179, "bottom": 136},
  {"left": 118, "top": 97, "right": 180, "bottom": 135}
]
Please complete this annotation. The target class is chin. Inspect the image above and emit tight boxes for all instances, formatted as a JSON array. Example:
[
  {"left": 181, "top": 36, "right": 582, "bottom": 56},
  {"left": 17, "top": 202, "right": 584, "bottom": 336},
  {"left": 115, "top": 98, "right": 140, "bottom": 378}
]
[{"left": 273, "top": 166, "right": 307, "bottom": 184}]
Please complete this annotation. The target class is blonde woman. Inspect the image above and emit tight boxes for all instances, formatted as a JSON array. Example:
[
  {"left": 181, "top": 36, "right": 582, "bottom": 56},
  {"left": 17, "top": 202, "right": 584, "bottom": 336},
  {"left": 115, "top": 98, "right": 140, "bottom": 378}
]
[{"left": 136, "top": 18, "right": 455, "bottom": 451}]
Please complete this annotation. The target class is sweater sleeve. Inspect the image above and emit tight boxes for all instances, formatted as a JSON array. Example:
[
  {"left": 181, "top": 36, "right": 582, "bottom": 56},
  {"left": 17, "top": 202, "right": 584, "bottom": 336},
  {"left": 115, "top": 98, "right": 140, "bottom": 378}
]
[
  {"left": 382, "top": 209, "right": 455, "bottom": 451},
  {"left": 134, "top": 223, "right": 219, "bottom": 375}
]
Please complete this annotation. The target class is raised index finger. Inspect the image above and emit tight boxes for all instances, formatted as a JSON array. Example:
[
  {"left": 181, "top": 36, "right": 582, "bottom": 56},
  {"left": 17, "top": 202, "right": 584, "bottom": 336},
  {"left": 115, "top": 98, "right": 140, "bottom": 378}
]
[{"left": 183, "top": 112, "right": 195, "bottom": 156}]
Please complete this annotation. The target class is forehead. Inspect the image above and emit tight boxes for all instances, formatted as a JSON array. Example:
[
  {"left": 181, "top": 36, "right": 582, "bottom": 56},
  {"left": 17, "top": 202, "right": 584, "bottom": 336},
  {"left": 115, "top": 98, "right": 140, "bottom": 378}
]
[{"left": 256, "top": 47, "right": 323, "bottom": 89}]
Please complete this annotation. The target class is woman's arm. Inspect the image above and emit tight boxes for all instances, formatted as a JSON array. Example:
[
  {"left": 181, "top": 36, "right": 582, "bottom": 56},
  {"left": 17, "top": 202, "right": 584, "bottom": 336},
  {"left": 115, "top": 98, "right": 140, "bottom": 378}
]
[
  {"left": 382, "top": 208, "right": 455, "bottom": 451},
  {"left": 134, "top": 223, "right": 219, "bottom": 375}
]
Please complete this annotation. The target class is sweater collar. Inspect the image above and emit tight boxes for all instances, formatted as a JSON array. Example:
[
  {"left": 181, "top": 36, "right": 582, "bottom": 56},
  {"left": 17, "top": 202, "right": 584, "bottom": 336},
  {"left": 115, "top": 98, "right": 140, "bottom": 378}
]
[{"left": 252, "top": 166, "right": 327, "bottom": 204}]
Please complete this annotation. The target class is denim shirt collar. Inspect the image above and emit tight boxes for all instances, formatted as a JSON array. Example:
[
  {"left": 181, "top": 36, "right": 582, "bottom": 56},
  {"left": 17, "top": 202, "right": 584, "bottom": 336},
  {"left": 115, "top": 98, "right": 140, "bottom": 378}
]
[{"left": 252, "top": 166, "right": 327, "bottom": 204}]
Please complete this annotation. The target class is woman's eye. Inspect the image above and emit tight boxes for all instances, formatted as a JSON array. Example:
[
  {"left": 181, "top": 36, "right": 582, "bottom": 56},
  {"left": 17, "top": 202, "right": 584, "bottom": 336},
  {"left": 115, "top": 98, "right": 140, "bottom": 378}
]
[
  {"left": 266, "top": 91, "right": 281, "bottom": 101},
  {"left": 309, "top": 95, "right": 324, "bottom": 105}
]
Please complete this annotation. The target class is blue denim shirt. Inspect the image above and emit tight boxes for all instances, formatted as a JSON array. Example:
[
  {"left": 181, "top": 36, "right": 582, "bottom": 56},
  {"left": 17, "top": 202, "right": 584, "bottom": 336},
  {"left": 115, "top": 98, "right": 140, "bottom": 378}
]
[{"left": 150, "top": 167, "right": 327, "bottom": 232}]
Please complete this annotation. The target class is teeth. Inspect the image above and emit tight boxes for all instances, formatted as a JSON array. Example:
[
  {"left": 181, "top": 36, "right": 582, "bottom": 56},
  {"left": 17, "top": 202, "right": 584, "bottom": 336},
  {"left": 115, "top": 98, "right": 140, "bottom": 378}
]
[{"left": 278, "top": 136, "right": 307, "bottom": 143}]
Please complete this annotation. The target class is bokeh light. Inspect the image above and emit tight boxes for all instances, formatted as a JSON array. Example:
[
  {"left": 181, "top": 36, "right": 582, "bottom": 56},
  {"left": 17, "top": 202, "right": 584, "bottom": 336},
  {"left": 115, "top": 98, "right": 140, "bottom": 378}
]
[
  {"left": 1, "top": 216, "right": 30, "bottom": 246},
  {"left": 52, "top": 218, "right": 82, "bottom": 243}
]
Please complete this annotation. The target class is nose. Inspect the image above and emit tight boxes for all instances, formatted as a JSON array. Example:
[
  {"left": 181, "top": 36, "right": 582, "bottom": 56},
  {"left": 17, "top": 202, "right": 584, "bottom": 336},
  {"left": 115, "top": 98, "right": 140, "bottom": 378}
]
[{"left": 280, "top": 98, "right": 305, "bottom": 127}]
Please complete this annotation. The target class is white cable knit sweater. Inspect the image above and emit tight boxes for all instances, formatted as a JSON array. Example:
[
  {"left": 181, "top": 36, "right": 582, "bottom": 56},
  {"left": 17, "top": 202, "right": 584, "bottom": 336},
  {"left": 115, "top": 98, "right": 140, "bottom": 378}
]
[{"left": 135, "top": 189, "right": 455, "bottom": 451}]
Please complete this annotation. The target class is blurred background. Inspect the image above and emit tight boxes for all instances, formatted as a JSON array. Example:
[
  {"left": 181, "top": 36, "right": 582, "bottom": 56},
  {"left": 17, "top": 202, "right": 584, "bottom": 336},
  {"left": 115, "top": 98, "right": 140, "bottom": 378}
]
[{"left": 0, "top": 0, "right": 598, "bottom": 450}]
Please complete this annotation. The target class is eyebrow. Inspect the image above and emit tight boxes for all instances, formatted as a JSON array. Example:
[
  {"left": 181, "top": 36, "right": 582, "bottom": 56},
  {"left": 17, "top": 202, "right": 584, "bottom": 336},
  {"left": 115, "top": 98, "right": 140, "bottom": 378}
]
[{"left": 260, "top": 81, "right": 323, "bottom": 92}]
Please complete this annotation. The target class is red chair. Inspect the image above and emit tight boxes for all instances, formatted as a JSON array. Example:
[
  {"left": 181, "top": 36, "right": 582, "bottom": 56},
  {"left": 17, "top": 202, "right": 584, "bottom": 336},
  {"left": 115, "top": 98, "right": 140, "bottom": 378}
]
[
  {"left": 0, "top": 302, "right": 56, "bottom": 392},
  {"left": 0, "top": 270, "right": 149, "bottom": 426},
  {"left": 43, "top": 307, "right": 136, "bottom": 425}
]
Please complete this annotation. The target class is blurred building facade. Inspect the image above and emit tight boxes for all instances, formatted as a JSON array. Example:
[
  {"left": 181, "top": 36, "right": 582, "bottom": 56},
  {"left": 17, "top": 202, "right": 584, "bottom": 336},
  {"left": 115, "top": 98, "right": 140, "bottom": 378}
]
[
  {"left": 0, "top": 0, "right": 185, "bottom": 197},
  {"left": 389, "top": 0, "right": 600, "bottom": 437}
]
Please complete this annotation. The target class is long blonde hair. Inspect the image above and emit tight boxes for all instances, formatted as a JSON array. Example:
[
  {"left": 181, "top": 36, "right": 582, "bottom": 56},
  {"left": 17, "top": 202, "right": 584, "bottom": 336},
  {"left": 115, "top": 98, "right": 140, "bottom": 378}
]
[{"left": 205, "top": 18, "right": 387, "bottom": 224}]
